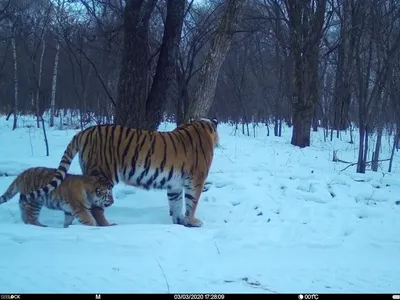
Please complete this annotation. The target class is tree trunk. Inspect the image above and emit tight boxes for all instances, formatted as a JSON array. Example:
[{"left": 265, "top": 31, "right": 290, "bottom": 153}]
[
  {"left": 290, "top": 50, "right": 319, "bottom": 147},
  {"left": 36, "top": 39, "right": 46, "bottom": 128},
  {"left": 50, "top": 42, "right": 60, "bottom": 127},
  {"left": 291, "top": 107, "right": 313, "bottom": 147},
  {"left": 145, "top": 0, "right": 185, "bottom": 130},
  {"left": 357, "top": 125, "right": 366, "bottom": 173},
  {"left": 274, "top": 117, "right": 279, "bottom": 136},
  {"left": 363, "top": 125, "right": 369, "bottom": 169},
  {"left": 371, "top": 124, "right": 383, "bottom": 172},
  {"left": 186, "top": 0, "right": 246, "bottom": 121},
  {"left": 349, "top": 123, "right": 354, "bottom": 144},
  {"left": 332, "top": 13, "right": 352, "bottom": 131},
  {"left": 115, "top": 0, "right": 157, "bottom": 129},
  {"left": 286, "top": 0, "right": 327, "bottom": 148},
  {"left": 388, "top": 132, "right": 399, "bottom": 173},
  {"left": 11, "top": 36, "right": 18, "bottom": 130},
  {"left": 312, "top": 106, "right": 318, "bottom": 132}
]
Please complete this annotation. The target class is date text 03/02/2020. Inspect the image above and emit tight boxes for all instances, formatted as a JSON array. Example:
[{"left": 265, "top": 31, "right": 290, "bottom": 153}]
[{"left": 174, "top": 294, "right": 225, "bottom": 300}]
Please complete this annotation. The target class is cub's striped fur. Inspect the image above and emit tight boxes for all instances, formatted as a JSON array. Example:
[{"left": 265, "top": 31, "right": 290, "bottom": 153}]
[
  {"left": 21, "top": 118, "right": 219, "bottom": 227},
  {"left": 1, "top": 167, "right": 114, "bottom": 227}
]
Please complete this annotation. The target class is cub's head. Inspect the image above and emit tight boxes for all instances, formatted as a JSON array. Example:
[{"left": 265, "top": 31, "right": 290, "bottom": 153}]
[{"left": 87, "top": 178, "right": 114, "bottom": 208}]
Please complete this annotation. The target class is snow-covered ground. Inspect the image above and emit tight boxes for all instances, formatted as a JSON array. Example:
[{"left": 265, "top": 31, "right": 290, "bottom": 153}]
[{"left": 0, "top": 113, "right": 399, "bottom": 293}]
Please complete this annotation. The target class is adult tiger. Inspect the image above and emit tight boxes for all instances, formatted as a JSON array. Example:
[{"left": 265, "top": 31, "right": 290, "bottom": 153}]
[{"left": 20, "top": 118, "right": 219, "bottom": 227}]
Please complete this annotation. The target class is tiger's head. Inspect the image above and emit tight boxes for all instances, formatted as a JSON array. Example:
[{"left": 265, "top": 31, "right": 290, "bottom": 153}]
[
  {"left": 187, "top": 117, "right": 220, "bottom": 148},
  {"left": 86, "top": 179, "right": 114, "bottom": 208}
]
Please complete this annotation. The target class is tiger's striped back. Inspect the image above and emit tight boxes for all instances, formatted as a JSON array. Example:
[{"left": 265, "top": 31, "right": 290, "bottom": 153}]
[{"left": 20, "top": 118, "right": 219, "bottom": 227}]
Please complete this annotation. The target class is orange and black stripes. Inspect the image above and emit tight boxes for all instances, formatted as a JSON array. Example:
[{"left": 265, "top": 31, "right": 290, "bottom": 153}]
[
  {"left": 1, "top": 167, "right": 114, "bottom": 227},
  {"left": 20, "top": 118, "right": 219, "bottom": 227}
]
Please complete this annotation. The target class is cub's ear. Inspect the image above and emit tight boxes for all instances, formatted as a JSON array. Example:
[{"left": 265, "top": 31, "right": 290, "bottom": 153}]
[
  {"left": 211, "top": 118, "right": 218, "bottom": 127},
  {"left": 189, "top": 117, "right": 195, "bottom": 123}
]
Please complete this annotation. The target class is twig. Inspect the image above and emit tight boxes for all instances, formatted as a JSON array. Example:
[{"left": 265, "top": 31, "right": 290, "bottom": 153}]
[
  {"left": 156, "top": 258, "right": 170, "bottom": 294},
  {"left": 241, "top": 277, "right": 278, "bottom": 293},
  {"left": 220, "top": 148, "right": 234, "bottom": 163},
  {"left": 41, "top": 116, "right": 49, "bottom": 156},
  {"left": 332, "top": 150, "right": 351, "bottom": 163},
  {"left": 339, "top": 158, "right": 391, "bottom": 173},
  {"left": 6, "top": 206, "right": 16, "bottom": 222},
  {"left": 214, "top": 241, "right": 220, "bottom": 254},
  {"left": 28, "top": 127, "right": 34, "bottom": 156}
]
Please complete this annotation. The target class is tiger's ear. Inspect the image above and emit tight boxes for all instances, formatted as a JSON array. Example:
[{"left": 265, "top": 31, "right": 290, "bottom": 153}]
[
  {"left": 211, "top": 118, "right": 218, "bottom": 127},
  {"left": 189, "top": 117, "right": 195, "bottom": 123}
]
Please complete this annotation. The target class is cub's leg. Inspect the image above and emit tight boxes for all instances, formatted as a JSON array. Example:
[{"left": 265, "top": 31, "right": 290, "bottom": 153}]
[
  {"left": 73, "top": 208, "right": 97, "bottom": 226},
  {"left": 18, "top": 196, "right": 47, "bottom": 227},
  {"left": 91, "top": 206, "right": 116, "bottom": 226},
  {"left": 167, "top": 188, "right": 185, "bottom": 225},
  {"left": 63, "top": 212, "right": 75, "bottom": 228},
  {"left": 183, "top": 178, "right": 206, "bottom": 227}
]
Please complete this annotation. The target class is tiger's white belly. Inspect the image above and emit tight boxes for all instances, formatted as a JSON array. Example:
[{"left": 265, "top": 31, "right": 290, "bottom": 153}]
[{"left": 120, "top": 167, "right": 184, "bottom": 191}]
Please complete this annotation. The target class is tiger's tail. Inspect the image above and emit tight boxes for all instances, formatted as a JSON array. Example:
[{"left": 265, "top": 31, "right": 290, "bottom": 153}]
[
  {"left": 0, "top": 177, "right": 20, "bottom": 204},
  {"left": 21, "top": 133, "right": 81, "bottom": 202}
]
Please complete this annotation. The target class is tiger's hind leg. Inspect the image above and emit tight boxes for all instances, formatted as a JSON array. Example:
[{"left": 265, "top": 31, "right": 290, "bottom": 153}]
[
  {"left": 167, "top": 188, "right": 185, "bottom": 225},
  {"left": 18, "top": 196, "right": 47, "bottom": 227},
  {"left": 63, "top": 212, "right": 75, "bottom": 228},
  {"left": 183, "top": 178, "right": 206, "bottom": 227}
]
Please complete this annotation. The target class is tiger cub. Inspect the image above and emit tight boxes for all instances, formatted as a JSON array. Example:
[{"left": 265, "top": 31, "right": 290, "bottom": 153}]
[{"left": 0, "top": 167, "right": 114, "bottom": 228}]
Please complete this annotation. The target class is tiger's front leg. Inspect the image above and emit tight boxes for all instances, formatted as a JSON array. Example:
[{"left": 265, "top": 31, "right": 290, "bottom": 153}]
[
  {"left": 74, "top": 208, "right": 97, "bottom": 226},
  {"left": 91, "top": 206, "right": 116, "bottom": 226}
]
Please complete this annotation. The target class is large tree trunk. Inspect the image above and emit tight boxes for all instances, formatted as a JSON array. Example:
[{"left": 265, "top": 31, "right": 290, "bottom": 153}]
[
  {"left": 290, "top": 38, "right": 320, "bottom": 148},
  {"left": 176, "top": 65, "right": 189, "bottom": 126},
  {"left": 286, "top": 0, "right": 327, "bottom": 148},
  {"left": 145, "top": 0, "right": 185, "bottom": 130},
  {"left": 50, "top": 42, "right": 60, "bottom": 127},
  {"left": 116, "top": 0, "right": 186, "bottom": 130},
  {"left": 115, "top": 0, "right": 157, "bottom": 129},
  {"left": 290, "top": 47, "right": 319, "bottom": 147},
  {"left": 291, "top": 107, "right": 313, "bottom": 146},
  {"left": 185, "top": 0, "right": 246, "bottom": 121}
]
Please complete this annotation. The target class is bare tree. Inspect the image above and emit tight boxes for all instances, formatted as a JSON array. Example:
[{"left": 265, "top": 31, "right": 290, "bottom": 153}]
[
  {"left": 331, "top": 0, "right": 355, "bottom": 133},
  {"left": 353, "top": 0, "right": 400, "bottom": 173},
  {"left": 116, "top": 0, "right": 186, "bottom": 130},
  {"left": 49, "top": 40, "right": 60, "bottom": 127},
  {"left": 286, "top": 0, "right": 329, "bottom": 148},
  {"left": 11, "top": 27, "right": 18, "bottom": 129},
  {"left": 145, "top": 0, "right": 186, "bottom": 130},
  {"left": 185, "top": 0, "right": 246, "bottom": 121}
]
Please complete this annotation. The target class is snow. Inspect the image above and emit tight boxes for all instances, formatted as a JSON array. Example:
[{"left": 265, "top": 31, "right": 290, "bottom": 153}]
[{"left": 0, "top": 113, "right": 400, "bottom": 293}]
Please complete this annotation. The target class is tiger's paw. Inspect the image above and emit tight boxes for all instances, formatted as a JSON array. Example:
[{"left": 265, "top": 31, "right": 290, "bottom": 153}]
[
  {"left": 29, "top": 220, "right": 47, "bottom": 227},
  {"left": 185, "top": 217, "right": 203, "bottom": 228},
  {"left": 97, "top": 222, "right": 117, "bottom": 226},
  {"left": 173, "top": 215, "right": 187, "bottom": 226}
]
